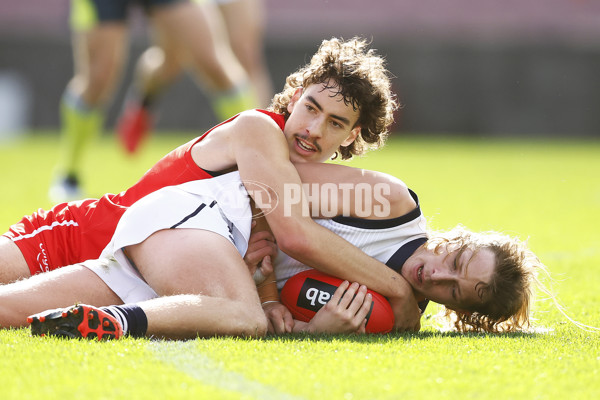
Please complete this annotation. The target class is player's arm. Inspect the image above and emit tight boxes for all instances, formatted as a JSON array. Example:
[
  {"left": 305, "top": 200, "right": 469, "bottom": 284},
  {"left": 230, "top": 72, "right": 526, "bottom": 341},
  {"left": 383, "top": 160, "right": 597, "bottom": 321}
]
[
  {"left": 245, "top": 238, "right": 293, "bottom": 334},
  {"left": 244, "top": 211, "right": 295, "bottom": 334},
  {"left": 293, "top": 162, "right": 416, "bottom": 220},
  {"left": 227, "top": 112, "right": 420, "bottom": 332},
  {"left": 291, "top": 163, "right": 424, "bottom": 332}
]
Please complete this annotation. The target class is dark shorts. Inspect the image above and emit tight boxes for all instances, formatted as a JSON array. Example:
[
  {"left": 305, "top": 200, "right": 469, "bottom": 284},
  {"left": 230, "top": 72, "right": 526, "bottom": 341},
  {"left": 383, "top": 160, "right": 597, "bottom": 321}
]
[{"left": 70, "top": 0, "right": 188, "bottom": 30}]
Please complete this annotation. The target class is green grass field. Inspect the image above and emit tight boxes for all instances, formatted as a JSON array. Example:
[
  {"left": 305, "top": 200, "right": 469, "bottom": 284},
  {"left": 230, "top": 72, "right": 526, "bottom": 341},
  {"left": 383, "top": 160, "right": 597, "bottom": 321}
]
[{"left": 1, "top": 132, "right": 599, "bottom": 399}]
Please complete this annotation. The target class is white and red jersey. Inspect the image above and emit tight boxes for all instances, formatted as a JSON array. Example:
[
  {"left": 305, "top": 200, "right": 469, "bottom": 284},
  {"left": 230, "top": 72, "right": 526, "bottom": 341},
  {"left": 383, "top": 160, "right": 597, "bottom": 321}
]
[
  {"left": 82, "top": 172, "right": 428, "bottom": 306},
  {"left": 86, "top": 172, "right": 254, "bottom": 303},
  {"left": 3, "top": 110, "right": 285, "bottom": 275}
]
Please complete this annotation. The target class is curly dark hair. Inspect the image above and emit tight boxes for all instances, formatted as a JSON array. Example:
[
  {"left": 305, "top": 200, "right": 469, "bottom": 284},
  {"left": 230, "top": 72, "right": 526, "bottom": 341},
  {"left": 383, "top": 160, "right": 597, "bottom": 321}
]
[{"left": 269, "top": 37, "right": 399, "bottom": 160}]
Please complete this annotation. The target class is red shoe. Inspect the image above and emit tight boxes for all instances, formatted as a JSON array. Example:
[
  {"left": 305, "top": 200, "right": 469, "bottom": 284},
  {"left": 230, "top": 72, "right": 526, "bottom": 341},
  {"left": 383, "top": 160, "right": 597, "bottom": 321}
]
[
  {"left": 117, "top": 102, "right": 152, "bottom": 154},
  {"left": 28, "top": 304, "right": 123, "bottom": 341}
]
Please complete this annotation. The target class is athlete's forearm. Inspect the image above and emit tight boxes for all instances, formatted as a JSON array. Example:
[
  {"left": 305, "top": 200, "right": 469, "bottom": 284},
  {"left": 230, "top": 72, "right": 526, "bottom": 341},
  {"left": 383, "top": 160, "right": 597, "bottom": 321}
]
[
  {"left": 230, "top": 114, "right": 413, "bottom": 299},
  {"left": 282, "top": 222, "right": 413, "bottom": 299}
]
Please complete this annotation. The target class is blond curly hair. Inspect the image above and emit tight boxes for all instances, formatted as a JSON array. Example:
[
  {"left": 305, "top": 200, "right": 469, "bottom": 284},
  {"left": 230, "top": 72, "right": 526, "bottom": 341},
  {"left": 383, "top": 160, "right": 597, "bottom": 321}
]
[
  {"left": 269, "top": 37, "right": 399, "bottom": 160},
  {"left": 425, "top": 226, "right": 546, "bottom": 333}
]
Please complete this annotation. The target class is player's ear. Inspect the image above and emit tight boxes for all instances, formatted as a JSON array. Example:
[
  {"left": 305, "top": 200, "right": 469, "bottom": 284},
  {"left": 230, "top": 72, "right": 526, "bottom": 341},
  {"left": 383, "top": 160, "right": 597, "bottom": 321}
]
[
  {"left": 341, "top": 125, "right": 360, "bottom": 147},
  {"left": 287, "top": 88, "right": 304, "bottom": 114}
]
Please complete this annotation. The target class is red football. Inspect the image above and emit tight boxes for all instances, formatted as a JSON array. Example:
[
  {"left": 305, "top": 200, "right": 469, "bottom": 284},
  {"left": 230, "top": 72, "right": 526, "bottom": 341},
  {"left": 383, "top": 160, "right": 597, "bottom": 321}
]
[{"left": 280, "top": 269, "right": 394, "bottom": 334}]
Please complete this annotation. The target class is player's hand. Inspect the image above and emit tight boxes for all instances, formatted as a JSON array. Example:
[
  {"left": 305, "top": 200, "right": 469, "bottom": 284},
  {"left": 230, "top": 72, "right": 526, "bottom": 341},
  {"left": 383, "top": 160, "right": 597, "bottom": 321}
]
[
  {"left": 245, "top": 224, "right": 278, "bottom": 284},
  {"left": 387, "top": 294, "right": 421, "bottom": 332},
  {"left": 305, "top": 281, "right": 371, "bottom": 334},
  {"left": 262, "top": 301, "right": 294, "bottom": 334}
]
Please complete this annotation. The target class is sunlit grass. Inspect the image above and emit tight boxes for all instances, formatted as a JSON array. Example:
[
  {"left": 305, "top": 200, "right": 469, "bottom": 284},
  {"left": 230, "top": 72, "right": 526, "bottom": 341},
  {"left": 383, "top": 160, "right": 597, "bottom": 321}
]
[{"left": 1, "top": 132, "right": 599, "bottom": 399}]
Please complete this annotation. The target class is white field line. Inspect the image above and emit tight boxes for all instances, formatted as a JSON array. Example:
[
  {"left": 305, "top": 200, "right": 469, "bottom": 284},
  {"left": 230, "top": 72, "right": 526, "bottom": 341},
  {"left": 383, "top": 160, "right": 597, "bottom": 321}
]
[{"left": 150, "top": 341, "right": 305, "bottom": 400}]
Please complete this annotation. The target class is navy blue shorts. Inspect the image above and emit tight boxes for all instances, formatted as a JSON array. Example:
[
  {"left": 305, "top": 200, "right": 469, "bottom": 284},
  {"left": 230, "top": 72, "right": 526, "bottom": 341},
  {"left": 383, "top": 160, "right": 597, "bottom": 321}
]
[{"left": 71, "top": 0, "right": 188, "bottom": 30}]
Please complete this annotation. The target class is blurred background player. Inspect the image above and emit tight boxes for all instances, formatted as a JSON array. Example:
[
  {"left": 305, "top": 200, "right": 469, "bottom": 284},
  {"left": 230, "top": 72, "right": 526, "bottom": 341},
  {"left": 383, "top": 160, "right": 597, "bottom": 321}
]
[
  {"left": 117, "top": 0, "right": 273, "bottom": 154},
  {"left": 212, "top": 0, "right": 273, "bottom": 106},
  {"left": 50, "top": 0, "right": 260, "bottom": 202}
]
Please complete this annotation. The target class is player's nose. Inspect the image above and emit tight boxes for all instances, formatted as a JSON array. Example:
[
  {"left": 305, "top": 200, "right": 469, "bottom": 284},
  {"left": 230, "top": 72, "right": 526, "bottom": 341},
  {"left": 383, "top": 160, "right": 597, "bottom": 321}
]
[
  {"left": 307, "top": 118, "right": 324, "bottom": 138},
  {"left": 430, "top": 269, "right": 453, "bottom": 284}
]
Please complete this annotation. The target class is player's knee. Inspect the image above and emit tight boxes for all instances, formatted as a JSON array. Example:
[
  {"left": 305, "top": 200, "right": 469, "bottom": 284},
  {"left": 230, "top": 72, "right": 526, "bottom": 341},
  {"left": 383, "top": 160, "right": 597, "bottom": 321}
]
[
  {"left": 237, "top": 304, "right": 268, "bottom": 338},
  {"left": 84, "top": 65, "right": 121, "bottom": 104},
  {"left": 0, "top": 298, "right": 26, "bottom": 329},
  {"left": 252, "top": 310, "right": 268, "bottom": 337},
  {"left": 0, "top": 236, "right": 31, "bottom": 285}
]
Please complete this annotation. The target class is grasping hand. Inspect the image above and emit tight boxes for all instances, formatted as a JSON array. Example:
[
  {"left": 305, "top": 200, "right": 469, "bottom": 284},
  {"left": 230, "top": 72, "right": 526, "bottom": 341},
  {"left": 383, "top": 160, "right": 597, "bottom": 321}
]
[
  {"left": 262, "top": 301, "right": 295, "bottom": 334},
  {"left": 244, "top": 222, "right": 278, "bottom": 284},
  {"left": 304, "top": 281, "right": 372, "bottom": 334}
]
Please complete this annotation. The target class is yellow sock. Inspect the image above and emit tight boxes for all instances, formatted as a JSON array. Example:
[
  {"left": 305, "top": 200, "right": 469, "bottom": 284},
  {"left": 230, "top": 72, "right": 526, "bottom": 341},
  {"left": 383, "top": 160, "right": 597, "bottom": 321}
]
[
  {"left": 57, "top": 91, "right": 103, "bottom": 176},
  {"left": 211, "top": 83, "right": 258, "bottom": 121}
]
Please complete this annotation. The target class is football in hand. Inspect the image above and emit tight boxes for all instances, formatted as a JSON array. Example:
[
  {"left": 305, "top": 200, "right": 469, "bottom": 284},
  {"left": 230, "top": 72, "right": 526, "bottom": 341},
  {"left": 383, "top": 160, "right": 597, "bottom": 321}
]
[{"left": 280, "top": 269, "right": 394, "bottom": 333}]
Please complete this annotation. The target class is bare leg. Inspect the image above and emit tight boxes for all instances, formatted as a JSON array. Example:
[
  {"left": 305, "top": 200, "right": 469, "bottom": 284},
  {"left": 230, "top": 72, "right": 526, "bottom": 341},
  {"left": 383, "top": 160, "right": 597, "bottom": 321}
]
[
  {"left": 149, "top": 1, "right": 247, "bottom": 92},
  {"left": 218, "top": 0, "right": 274, "bottom": 106},
  {"left": 51, "top": 23, "right": 129, "bottom": 201},
  {"left": 0, "top": 236, "right": 30, "bottom": 284},
  {"left": 70, "top": 23, "right": 129, "bottom": 107},
  {"left": 125, "top": 228, "right": 267, "bottom": 339},
  {"left": 117, "top": 1, "right": 255, "bottom": 151},
  {"left": 131, "top": 45, "right": 181, "bottom": 101},
  {"left": 0, "top": 264, "right": 122, "bottom": 328}
]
